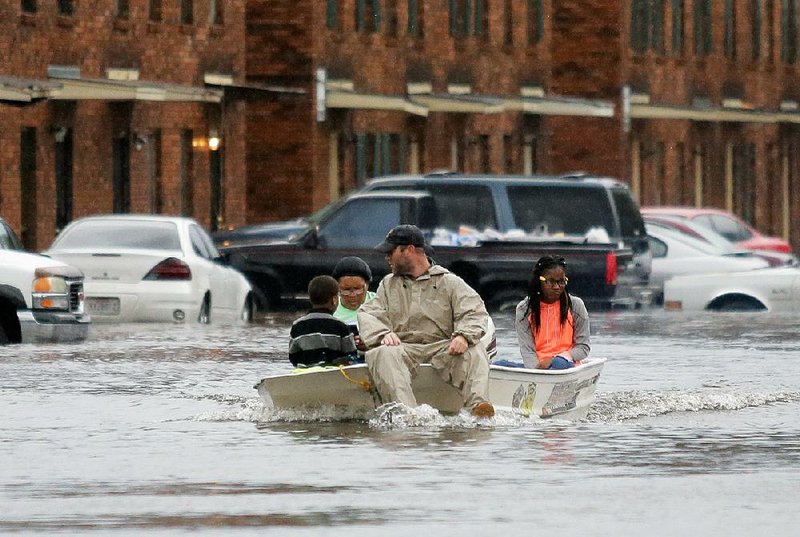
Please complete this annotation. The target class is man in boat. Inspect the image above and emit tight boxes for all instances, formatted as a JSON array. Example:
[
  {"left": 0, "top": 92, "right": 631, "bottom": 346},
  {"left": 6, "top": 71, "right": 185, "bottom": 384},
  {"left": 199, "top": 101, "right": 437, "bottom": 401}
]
[
  {"left": 289, "top": 275, "right": 359, "bottom": 367},
  {"left": 357, "top": 225, "right": 495, "bottom": 418}
]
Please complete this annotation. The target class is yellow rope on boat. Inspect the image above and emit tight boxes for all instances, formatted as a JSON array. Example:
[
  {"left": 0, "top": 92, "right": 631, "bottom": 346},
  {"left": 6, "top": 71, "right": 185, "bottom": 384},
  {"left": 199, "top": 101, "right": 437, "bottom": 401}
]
[{"left": 338, "top": 365, "right": 372, "bottom": 392}]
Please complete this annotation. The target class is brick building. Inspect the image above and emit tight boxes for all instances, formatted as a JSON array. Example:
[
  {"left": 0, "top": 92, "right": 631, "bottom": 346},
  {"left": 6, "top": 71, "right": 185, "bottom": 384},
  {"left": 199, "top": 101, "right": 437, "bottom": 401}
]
[
  {"left": 245, "top": 0, "right": 799, "bottom": 251},
  {"left": 3, "top": 1, "right": 799, "bottom": 253},
  {"left": 0, "top": 0, "right": 255, "bottom": 250}
]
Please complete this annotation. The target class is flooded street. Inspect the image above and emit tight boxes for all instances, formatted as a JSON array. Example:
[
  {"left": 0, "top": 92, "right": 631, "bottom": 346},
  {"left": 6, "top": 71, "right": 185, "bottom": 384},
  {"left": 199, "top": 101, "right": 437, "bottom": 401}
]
[{"left": 2, "top": 309, "right": 799, "bottom": 536}]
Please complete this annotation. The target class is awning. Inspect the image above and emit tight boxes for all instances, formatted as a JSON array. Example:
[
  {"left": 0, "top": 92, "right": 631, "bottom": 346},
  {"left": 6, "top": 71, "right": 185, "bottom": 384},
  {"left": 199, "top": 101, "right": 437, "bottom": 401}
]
[
  {"left": 504, "top": 95, "right": 616, "bottom": 117},
  {"left": 630, "top": 102, "right": 800, "bottom": 123},
  {"left": 0, "top": 75, "right": 61, "bottom": 103},
  {"left": 49, "top": 76, "right": 223, "bottom": 102},
  {"left": 409, "top": 93, "right": 506, "bottom": 114},
  {"left": 327, "top": 89, "right": 428, "bottom": 116}
]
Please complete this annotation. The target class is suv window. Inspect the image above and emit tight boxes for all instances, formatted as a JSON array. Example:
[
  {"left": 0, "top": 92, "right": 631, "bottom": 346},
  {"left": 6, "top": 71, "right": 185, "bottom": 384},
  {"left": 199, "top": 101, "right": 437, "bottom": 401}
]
[
  {"left": 370, "top": 183, "right": 496, "bottom": 231},
  {"left": 701, "top": 214, "right": 753, "bottom": 242},
  {"left": 320, "top": 198, "right": 401, "bottom": 249},
  {"left": 508, "top": 185, "right": 616, "bottom": 237},
  {"left": 612, "top": 189, "right": 646, "bottom": 238}
]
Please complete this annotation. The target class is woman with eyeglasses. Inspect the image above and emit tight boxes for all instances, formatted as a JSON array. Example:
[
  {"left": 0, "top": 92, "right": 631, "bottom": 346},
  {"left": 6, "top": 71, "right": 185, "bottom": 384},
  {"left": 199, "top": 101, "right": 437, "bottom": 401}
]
[
  {"left": 515, "top": 255, "right": 591, "bottom": 369},
  {"left": 332, "top": 256, "right": 376, "bottom": 352}
]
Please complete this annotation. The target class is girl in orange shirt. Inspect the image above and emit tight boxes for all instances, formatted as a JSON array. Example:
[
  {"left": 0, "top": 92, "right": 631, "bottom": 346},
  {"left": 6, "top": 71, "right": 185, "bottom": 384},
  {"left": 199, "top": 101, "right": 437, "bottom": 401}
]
[{"left": 515, "top": 256, "right": 591, "bottom": 369}]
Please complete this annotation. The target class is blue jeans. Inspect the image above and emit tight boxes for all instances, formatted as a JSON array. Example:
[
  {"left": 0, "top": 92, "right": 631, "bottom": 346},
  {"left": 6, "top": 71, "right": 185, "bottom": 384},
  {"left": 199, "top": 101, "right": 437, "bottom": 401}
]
[{"left": 549, "top": 356, "right": 574, "bottom": 369}]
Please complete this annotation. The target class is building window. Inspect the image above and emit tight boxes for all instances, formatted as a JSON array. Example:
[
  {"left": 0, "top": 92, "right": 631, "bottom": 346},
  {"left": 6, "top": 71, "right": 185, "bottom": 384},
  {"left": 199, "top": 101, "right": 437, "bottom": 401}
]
[
  {"left": 408, "top": 0, "right": 424, "bottom": 37},
  {"left": 766, "top": 0, "right": 775, "bottom": 62},
  {"left": 631, "top": 0, "right": 665, "bottom": 53},
  {"left": 449, "top": 0, "right": 488, "bottom": 38},
  {"left": 504, "top": 0, "right": 513, "bottom": 44},
  {"left": 354, "top": 133, "right": 406, "bottom": 186},
  {"left": 149, "top": 0, "right": 162, "bottom": 22},
  {"left": 57, "top": 0, "right": 74, "bottom": 16},
  {"left": 527, "top": 0, "right": 544, "bottom": 43},
  {"left": 181, "top": 0, "right": 194, "bottom": 24},
  {"left": 326, "top": 0, "right": 338, "bottom": 29},
  {"left": 356, "top": 0, "right": 381, "bottom": 33},
  {"left": 724, "top": 0, "right": 737, "bottom": 58},
  {"left": 386, "top": 0, "right": 398, "bottom": 36},
  {"left": 116, "top": 0, "right": 129, "bottom": 19},
  {"left": 672, "top": 0, "right": 684, "bottom": 55},
  {"left": 209, "top": 0, "right": 223, "bottom": 25},
  {"left": 21, "top": 0, "right": 36, "bottom": 13},
  {"left": 782, "top": 0, "right": 798, "bottom": 63},
  {"left": 750, "top": 0, "right": 760, "bottom": 59},
  {"left": 694, "top": 0, "right": 713, "bottom": 56}
]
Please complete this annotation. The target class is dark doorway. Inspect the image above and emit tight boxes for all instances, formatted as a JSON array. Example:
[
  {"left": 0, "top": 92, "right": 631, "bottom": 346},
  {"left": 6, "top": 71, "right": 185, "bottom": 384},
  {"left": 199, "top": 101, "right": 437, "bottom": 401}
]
[
  {"left": 20, "top": 127, "right": 37, "bottom": 249},
  {"left": 209, "top": 147, "right": 222, "bottom": 231},
  {"left": 55, "top": 127, "right": 73, "bottom": 232},
  {"left": 112, "top": 134, "right": 131, "bottom": 213}
]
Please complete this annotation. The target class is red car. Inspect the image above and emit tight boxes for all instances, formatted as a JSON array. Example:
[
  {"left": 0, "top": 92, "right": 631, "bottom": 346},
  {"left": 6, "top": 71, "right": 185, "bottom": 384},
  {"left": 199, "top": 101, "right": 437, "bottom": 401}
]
[{"left": 641, "top": 206, "right": 793, "bottom": 254}]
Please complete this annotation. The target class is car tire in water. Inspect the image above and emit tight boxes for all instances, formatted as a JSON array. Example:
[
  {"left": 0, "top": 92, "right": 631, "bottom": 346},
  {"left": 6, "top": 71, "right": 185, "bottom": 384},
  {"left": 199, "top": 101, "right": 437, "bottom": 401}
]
[
  {"left": 710, "top": 295, "right": 766, "bottom": 312},
  {"left": 198, "top": 295, "right": 211, "bottom": 324},
  {"left": 240, "top": 293, "right": 254, "bottom": 323}
]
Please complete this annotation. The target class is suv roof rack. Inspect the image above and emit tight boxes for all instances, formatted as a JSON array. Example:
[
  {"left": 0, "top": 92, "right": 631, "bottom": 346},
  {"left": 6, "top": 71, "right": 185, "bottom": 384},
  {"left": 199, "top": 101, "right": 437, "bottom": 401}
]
[{"left": 559, "top": 171, "right": 593, "bottom": 180}]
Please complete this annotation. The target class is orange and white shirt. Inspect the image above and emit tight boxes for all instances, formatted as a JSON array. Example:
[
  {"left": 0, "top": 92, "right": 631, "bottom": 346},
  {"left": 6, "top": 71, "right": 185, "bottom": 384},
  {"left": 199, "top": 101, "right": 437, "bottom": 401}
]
[{"left": 514, "top": 296, "right": 591, "bottom": 369}]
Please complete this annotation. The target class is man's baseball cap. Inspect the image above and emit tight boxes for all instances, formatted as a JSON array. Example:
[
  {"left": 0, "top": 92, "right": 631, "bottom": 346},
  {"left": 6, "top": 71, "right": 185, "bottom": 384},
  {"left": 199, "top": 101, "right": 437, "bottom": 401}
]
[{"left": 374, "top": 224, "right": 432, "bottom": 254}]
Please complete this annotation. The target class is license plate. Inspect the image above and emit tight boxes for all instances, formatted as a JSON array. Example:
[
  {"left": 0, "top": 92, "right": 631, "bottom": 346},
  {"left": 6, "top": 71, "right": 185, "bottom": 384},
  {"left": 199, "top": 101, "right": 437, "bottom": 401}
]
[{"left": 86, "top": 297, "right": 121, "bottom": 316}]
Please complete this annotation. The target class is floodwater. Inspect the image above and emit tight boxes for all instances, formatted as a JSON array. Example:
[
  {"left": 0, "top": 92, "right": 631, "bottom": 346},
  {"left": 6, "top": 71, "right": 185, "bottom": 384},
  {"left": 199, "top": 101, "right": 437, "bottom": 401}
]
[{"left": 2, "top": 309, "right": 799, "bottom": 536}]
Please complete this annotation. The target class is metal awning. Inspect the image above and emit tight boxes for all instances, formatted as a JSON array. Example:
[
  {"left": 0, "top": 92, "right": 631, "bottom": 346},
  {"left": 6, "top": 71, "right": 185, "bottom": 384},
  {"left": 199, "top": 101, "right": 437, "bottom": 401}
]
[
  {"left": 49, "top": 76, "right": 223, "bottom": 102},
  {"left": 409, "top": 93, "right": 506, "bottom": 114},
  {"left": 630, "top": 102, "right": 800, "bottom": 123},
  {"left": 327, "top": 89, "right": 428, "bottom": 116},
  {"left": 0, "top": 75, "right": 61, "bottom": 103},
  {"left": 504, "top": 95, "right": 616, "bottom": 117}
]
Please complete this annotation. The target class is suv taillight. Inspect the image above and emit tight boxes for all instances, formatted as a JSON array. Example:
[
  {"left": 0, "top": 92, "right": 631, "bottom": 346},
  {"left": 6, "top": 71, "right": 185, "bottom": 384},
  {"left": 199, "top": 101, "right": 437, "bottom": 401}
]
[
  {"left": 605, "top": 252, "right": 618, "bottom": 285},
  {"left": 143, "top": 258, "right": 192, "bottom": 280}
]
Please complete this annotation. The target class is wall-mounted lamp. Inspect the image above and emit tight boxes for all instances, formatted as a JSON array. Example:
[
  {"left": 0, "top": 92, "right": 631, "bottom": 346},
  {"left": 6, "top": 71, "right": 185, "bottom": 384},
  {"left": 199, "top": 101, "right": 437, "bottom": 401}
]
[
  {"left": 134, "top": 134, "right": 148, "bottom": 151},
  {"left": 52, "top": 126, "right": 68, "bottom": 143},
  {"left": 208, "top": 136, "right": 221, "bottom": 151}
]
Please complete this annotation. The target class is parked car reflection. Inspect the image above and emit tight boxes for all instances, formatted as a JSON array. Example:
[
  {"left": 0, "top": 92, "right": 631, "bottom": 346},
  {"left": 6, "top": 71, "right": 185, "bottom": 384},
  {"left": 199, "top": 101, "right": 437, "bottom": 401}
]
[{"left": 45, "top": 215, "right": 255, "bottom": 324}]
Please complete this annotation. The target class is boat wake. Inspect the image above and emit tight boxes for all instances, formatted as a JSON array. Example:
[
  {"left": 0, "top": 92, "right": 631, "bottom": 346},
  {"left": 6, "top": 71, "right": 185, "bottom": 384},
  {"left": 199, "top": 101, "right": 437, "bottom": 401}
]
[{"left": 587, "top": 388, "right": 800, "bottom": 422}]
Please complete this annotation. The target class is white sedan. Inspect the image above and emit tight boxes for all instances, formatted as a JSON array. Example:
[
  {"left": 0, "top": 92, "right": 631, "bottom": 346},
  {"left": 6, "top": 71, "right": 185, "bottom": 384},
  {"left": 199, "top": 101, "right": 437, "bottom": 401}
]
[
  {"left": 45, "top": 215, "right": 255, "bottom": 324},
  {"left": 664, "top": 267, "right": 800, "bottom": 312},
  {"left": 646, "top": 224, "right": 770, "bottom": 303}
]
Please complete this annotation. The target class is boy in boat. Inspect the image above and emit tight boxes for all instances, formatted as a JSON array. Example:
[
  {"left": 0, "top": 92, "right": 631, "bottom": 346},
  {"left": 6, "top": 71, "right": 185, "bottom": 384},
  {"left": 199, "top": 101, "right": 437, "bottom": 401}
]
[
  {"left": 357, "top": 225, "right": 495, "bottom": 418},
  {"left": 289, "top": 275, "right": 359, "bottom": 368}
]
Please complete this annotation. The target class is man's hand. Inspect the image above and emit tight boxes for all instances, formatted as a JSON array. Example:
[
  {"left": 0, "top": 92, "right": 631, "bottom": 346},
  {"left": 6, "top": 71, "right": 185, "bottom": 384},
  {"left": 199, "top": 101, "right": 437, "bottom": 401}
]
[
  {"left": 354, "top": 335, "right": 367, "bottom": 352},
  {"left": 381, "top": 332, "right": 401, "bottom": 346},
  {"left": 536, "top": 357, "right": 553, "bottom": 369},
  {"left": 448, "top": 334, "right": 468, "bottom": 355}
]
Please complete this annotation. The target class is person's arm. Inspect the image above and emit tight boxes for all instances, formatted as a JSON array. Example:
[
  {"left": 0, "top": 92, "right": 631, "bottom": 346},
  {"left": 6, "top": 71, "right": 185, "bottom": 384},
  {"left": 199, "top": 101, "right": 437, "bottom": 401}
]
[
  {"left": 356, "top": 279, "right": 394, "bottom": 348},
  {"left": 569, "top": 296, "right": 591, "bottom": 362},
  {"left": 515, "top": 299, "right": 538, "bottom": 369}
]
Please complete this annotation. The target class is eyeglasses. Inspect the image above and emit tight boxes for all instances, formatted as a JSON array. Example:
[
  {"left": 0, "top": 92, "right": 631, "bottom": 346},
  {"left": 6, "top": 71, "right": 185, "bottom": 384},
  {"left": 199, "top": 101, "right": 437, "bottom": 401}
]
[
  {"left": 340, "top": 287, "right": 366, "bottom": 296},
  {"left": 539, "top": 276, "right": 568, "bottom": 287}
]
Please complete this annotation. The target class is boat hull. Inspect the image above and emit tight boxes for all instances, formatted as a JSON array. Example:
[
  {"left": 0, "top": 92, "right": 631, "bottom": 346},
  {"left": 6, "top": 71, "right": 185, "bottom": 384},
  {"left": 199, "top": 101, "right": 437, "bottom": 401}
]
[{"left": 256, "top": 358, "right": 606, "bottom": 419}]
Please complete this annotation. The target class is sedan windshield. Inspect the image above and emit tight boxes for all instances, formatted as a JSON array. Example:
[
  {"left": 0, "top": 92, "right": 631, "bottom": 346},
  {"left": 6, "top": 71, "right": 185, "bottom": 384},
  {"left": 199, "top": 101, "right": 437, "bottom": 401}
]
[{"left": 53, "top": 220, "right": 181, "bottom": 250}]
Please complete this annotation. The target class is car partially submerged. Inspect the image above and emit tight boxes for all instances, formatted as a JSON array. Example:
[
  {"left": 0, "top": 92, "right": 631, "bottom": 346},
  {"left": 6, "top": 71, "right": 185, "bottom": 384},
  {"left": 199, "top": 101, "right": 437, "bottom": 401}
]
[
  {"left": 664, "top": 267, "right": 800, "bottom": 312},
  {"left": 45, "top": 215, "right": 255, "bottom": 324},
  {"left": 0, "top": 217, "right": 89, "bottom": 344},
  {"left": 645, "top": 223, "right": 769, "bottom": 303}
]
